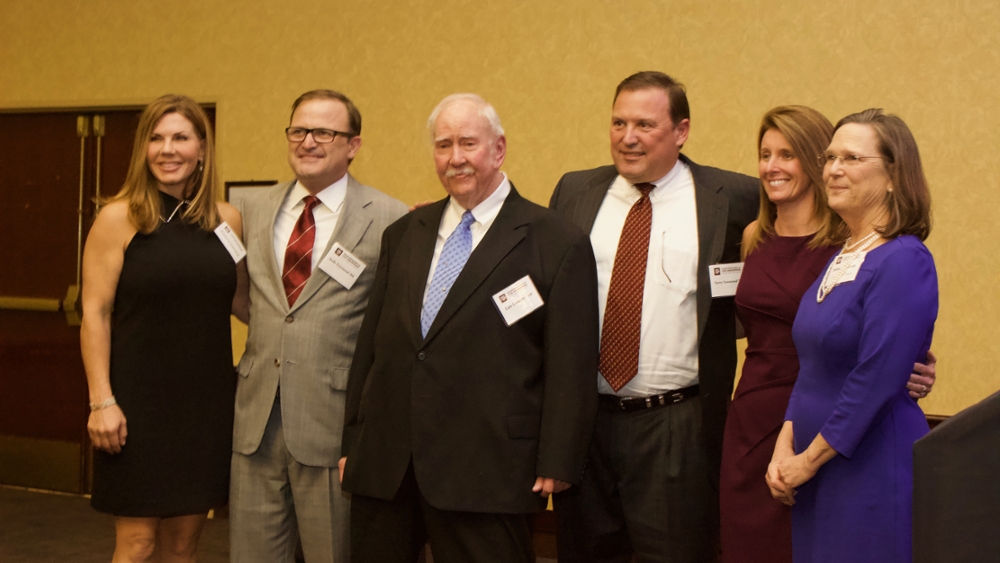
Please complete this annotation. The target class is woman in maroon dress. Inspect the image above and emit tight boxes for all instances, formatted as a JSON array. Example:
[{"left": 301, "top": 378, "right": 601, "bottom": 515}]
[{"left": 719, "top": 106, "right": 935, "bottom": 563}]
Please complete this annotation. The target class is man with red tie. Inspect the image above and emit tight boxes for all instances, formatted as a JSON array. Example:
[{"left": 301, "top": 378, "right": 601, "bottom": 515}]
[
  {"left": 230, "top": 90, "right": 407, "bottom": 563},
  {"left": 548, "top": 72, "right": 758, "bottom": 562}
]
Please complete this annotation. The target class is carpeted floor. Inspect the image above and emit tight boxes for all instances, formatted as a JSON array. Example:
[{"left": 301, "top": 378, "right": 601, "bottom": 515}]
[
  {"left": 0, "top": 486, "right": 229, "bottom": 563},
  {"left": 0, "top": 485, "right": 557, "bottom": 562}
]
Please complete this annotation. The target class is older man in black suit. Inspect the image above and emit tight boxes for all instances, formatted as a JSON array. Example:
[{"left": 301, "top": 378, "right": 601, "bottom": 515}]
[
  {"left": 549, "top": 72, "right": 759, "bottom": 563},
  {"left": 340, "top": 93, "right": 600, "bottom": 563}
]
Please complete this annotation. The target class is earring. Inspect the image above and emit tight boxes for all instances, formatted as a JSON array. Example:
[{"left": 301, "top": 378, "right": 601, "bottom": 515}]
[{"left": 197, "top": 160, "right": 204, "bottom": 173}]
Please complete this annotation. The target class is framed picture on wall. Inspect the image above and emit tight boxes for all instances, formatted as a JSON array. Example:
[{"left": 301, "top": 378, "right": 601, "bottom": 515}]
[{"left": 225, "top": 180, "right": 278, "bottom": 208}]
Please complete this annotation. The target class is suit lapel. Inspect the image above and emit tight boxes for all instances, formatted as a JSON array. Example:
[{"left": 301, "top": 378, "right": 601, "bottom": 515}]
[
  {"left": 405, "top": 200, "right": 448, "bottom": 346},
  {"left": 573, "top": 167, "right": 618, "bottom": 232},
  {"left": 291, "top": 175, "right": 372, "bottom": 312},
  {"left": 262, "top": 182, "right": 294, "bottom": 313},
  {"left": 686, "top": 155, "right": 730, "bottom": 339},
  {"left": 422, "top": 188, "right": 528, "bottom": 344}
]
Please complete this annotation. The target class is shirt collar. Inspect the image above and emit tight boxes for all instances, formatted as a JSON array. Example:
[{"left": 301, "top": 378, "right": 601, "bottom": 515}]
[
  {"left": 612, "top": 160, "right": 690, "bottom": 201},
  {"left": 289, "top": 173, "right": 349, "bottom": 212},
  {"left": 445, "top": 173, "right": 510, "bottom": 227}
]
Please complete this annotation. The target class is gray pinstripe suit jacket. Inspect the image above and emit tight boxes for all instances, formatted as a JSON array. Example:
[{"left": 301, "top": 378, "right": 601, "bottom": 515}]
[{"left": 234, "top": 175, "right": 407, "bottom": 467}]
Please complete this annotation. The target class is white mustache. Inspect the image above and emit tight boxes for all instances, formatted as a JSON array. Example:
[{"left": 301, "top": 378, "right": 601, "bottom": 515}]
[{"left": 445, "top": 166, "right": 475, "bottom": 178}]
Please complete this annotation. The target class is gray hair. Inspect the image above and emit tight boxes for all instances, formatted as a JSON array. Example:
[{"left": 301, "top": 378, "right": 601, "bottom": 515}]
[{"left": 427, "top": 93, "right": 505, "bottom": 143}]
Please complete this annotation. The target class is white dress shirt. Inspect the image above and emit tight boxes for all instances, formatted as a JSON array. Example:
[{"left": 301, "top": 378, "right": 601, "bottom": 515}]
[
  {"left": 273, "top": 177, "right": 348, "bottom": 273},
  {"left": 591, "top": 161, "right": 700, "bottom": 396},
  {"left": 422, "top": 174, "right": 511, "bottom": 304}
]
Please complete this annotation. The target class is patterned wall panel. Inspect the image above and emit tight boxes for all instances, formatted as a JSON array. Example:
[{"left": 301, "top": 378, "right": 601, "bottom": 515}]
[{"left": 2, "top": 0, "right": 997, "bottom": 415}]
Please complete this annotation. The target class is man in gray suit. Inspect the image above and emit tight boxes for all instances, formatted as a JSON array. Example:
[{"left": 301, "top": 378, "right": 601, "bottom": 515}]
[{"left": 230, "top": 90, "right": 408, "bottom": 563}]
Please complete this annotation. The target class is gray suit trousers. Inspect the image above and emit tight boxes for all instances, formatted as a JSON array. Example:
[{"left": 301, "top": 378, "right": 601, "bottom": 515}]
[{"left": 230, "top": 396, "right": 349, "bottom": 563}]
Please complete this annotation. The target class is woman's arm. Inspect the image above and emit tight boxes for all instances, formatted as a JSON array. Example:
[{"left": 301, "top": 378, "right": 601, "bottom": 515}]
[
  {"left": 817, "top": 242, "right": 938, "bottom": 460},
  {"left": 80, "top": 201, "right": 134, "bottom": 454},
  {"left": 218, "top": 202, "right": 249, "bottom": 324},
  {"left": 734, "top": 220, "right": 759, "bottom": 340}
]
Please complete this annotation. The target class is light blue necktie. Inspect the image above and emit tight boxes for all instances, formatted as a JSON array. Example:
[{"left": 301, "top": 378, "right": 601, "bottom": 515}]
[{"left": 421, "top": 211, "right": 475, "bottom": 337}]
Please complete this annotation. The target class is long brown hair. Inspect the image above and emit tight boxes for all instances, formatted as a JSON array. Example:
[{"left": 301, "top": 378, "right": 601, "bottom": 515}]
[
  {"left": 833, "top": 109, "right": 931, "bottom": 241},
  {"left": 744, "top": 105, "right": 847, "bottom": 256},
  {"left": 110, "top": 94, "right": 219, "bottom": 233}
]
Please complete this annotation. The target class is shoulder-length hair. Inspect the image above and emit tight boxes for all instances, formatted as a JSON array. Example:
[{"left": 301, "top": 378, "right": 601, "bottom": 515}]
[
  {"left": 744, "top": 105, "right": 847, "bottom": 257},
  {"left": 110, "top": 94, "right": 219, "bottom": 233},
  {"left": 833, "top": 109, "right": 931, "bottom": 241}
]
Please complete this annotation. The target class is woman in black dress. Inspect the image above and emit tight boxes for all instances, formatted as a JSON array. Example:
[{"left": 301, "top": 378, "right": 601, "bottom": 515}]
[{"left": 81, "top": 94, "right": 248, "bottom": 562}]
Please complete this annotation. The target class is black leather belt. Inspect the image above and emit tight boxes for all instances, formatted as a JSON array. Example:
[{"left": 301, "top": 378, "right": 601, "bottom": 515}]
[{"left": 598, "top": 385, "right": 700, "bottom": 412}]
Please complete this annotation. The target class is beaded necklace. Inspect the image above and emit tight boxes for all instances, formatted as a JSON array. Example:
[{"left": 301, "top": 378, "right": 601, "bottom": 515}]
[{"left": 816, "top": 231, "right": 880, "bottom": 303}]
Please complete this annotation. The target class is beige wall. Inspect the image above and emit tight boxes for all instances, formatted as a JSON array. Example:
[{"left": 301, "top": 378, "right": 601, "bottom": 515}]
[{"left": 3, "top": 0, "right": 998, "bottom": 415}]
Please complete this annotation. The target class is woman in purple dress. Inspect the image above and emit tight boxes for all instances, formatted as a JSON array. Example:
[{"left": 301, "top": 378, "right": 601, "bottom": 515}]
[
  {"left": 767, "top": 109, "right": 936, "bottom": 563},
  {"left": 721, "top": 106, "right": 935, "bottom": 563}
]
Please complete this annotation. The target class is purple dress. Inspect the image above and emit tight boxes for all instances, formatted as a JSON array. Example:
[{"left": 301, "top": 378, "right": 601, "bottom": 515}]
[
  {"left": 721, "top": 235, "right": 837, "bottom": 563},
  {"left": 787, "top": 235, "right": 937, "bottom": 563}
]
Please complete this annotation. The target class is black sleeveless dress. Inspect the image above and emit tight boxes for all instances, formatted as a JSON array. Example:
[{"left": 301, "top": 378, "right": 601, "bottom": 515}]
[{"left": 91, "top": 191, "right": 237, "bottom": 517}]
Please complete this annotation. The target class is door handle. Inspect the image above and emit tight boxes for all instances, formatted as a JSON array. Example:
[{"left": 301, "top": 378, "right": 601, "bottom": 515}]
[{"left": 0, "top": 296, "right": 62, "bottom": 312}]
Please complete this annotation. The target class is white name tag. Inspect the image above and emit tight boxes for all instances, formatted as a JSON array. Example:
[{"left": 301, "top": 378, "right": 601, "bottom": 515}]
[
  {"left": 214, "top": 222, "right": 247, "bottom": 263},
  {"left": 318, "top": 242, "right": 367, "bottom": 290},
  {"left": 709, "top": 262, "right": 743, "bottom": 298},
  {"left": 826, "top": 251, "right": 867, "bottom": 286},
  {"left": 492, "top": 275, "right": 544, "bottom": 326}
]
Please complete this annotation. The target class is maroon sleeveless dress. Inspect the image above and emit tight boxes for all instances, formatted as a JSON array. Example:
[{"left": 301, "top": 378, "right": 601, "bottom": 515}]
[{"left": 719, "top": 234, "right": 836, "bottom": 563}]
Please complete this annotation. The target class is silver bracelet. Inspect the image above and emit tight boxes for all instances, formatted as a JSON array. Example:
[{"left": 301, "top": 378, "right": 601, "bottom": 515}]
[{"left": 90, "top": 396, "right": 117, "bottom": 411}]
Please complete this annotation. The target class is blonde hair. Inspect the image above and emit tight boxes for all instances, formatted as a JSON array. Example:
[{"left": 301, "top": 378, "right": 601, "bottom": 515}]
[
  {"left": 110, "top": 94, "right": 219, "bottom": 233},
  {"left": 744, "top": 105, "right": 847, "bottom": 257}
]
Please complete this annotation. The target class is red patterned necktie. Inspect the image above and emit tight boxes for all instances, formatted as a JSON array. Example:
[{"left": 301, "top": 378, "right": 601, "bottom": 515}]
[
  {"left": 282, "top": 195, "right": 321, "bottom": 306},
  {"left": 600, "top": 183, "right": 655, "bottom": 392}
]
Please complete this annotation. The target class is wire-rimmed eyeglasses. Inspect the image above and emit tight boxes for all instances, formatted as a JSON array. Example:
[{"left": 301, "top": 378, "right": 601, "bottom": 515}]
[{"left": 818, "top": 154, "right": 886, "bottom": 167}]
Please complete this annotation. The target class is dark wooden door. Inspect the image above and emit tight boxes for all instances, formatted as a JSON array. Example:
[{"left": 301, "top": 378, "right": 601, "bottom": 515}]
[
  {"left": 1, "top": 112, "right": 101, "bottom": 492},
  {"left": 0, "top": 107, "right": 213, "bottom": 493}
]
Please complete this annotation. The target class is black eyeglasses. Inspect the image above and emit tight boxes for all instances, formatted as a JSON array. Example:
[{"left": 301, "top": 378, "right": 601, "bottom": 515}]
[{"left": 285, "top": 127, "right": 354, "bottom": 144}]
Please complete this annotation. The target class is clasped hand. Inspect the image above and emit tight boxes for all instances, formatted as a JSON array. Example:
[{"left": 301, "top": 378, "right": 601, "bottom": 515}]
[{"left": 766, "top": 452, "right": 819, "bottom": 506}]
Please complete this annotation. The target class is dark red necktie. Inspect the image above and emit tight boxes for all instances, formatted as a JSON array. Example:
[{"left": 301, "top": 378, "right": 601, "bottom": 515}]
[
  {"left": 282, "top": 195, "right": 321, "bottom": 306},
  {"left": 600, "top": 183, "right": 655, "bottom": 392}
]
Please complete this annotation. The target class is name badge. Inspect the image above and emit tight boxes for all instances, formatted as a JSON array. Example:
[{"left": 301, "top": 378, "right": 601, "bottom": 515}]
[
  {"left": 319, "top": 242, "right": 367, "bottom": 290},
  {"left": 214, "top": 222, "right": 247, "bottom": 263},
  {"left": 826, "top": 251, "right": 867, "bottom": 286},
  {"left": 492, "top": 275, "right": 544, "bottom": 326},
  {"left": 709, "top": 262, "right": 743, "bottom": 297}
]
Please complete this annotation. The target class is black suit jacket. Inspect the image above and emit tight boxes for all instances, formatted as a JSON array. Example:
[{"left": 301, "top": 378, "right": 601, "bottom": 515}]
[
  {"left": 342, "top": 186, "right": 600, "bottom": 514},
  {"left": 548, "top": 155, "right": 758, "bottom": 476}
]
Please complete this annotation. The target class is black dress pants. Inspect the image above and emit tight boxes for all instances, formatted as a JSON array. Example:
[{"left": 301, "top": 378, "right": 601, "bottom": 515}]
[
  {"left": 350, "top": 463, "right": 535, "bottom": 563},
  {"left": 554, "top": 396, "right": 718, "bottom": 563}
]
